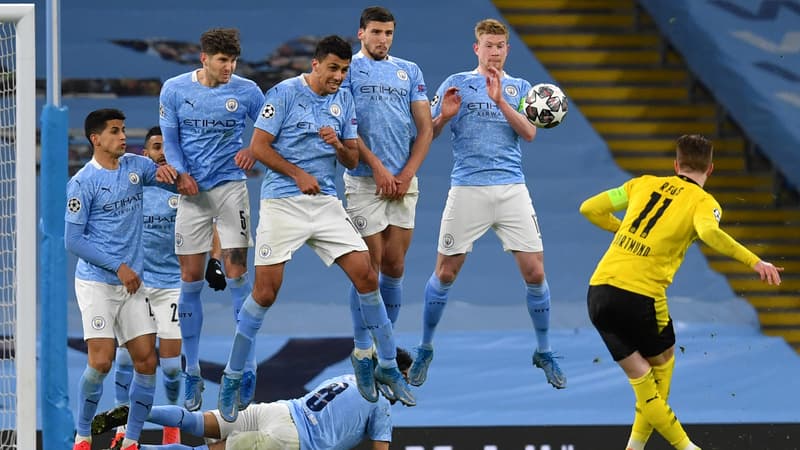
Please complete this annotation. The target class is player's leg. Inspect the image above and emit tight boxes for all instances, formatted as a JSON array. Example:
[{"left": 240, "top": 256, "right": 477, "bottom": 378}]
[
  {"left": 629, "top": 348, "right": 676, "bottom": 450},
  {"left": 379, "top": 189, "right": 419, "bottom": 325},
  {"left": 111, "top": 345, "right": 133, "bottom": 446},
  {"left": 175, "top": 192, "right": 216, "bottom": 411}
]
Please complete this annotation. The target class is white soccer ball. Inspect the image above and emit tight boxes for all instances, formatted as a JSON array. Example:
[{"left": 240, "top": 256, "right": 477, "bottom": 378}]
[{"left": 522, "top": 83, "right": 568, "bottom": 129}]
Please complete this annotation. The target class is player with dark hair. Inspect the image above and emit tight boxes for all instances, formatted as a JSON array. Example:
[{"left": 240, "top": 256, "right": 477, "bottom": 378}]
[
  {"left": 580, "top": 134, "right": 783, "bottom": 450},
  {"left": 409, "top": 18, "right": 566, "bottom": 390},
  {"left": 159, "top": 27, "right": 265, "bottom": 412},
  {"left": 66, "top": 109, "right": 177, "bottom": 450},
  {"left": 217, "top": 35, "right": 415, "bottom": 423},
  {"left": 93, "top": 349, "right": 413, "bottom": 450},
  {"left": 341, "top": 6, "right": 433, "bottom": 402}
]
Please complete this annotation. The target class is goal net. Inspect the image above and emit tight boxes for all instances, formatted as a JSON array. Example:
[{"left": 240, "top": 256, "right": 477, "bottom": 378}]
[{"left": 0, "top": 4, "right": 36, "bottom": 450}]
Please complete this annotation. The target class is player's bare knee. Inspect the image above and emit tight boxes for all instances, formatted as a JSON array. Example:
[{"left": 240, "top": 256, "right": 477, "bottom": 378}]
[
  {"left": 380, "top": 258, "right": 405, "bottom": 279},
  {"left": 522, "top": 270, "right": 546, "bottom": 285},
  {"left": 251, "top": 287, "right": 278, "bottom": 307},
  {"left": 88, "top": 358, "right": 113, "bottom": 374},
  {"left": 132, "top": 351, "right": 158, "bottom": 374},
  {"left": 223, "top": 248, "right": 248, "bottom": 275}
]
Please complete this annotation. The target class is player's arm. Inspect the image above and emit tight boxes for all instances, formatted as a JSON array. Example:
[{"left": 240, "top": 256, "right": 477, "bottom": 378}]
[
  {"left": 355, "top": 137, "right": 396, "bottom": 197},
  {"left": 579, "top": 185, "right": 626, "bottom": 232},
  {"left": 486, "top": 67, "right": 535, "bottom": 141},
  {"left": 334, "top": 137, "right": 359, "bottom": 170},
  {"left": 394, "top": 99, "right": 434, "bottom": 198},
  {"left": 694, "top": 208, "right": 783, "bottom": 285},
  {"left": 64, "top": 222, "right": 141, "bottom": 293},
  {"left": 250, "top": 127, "right": 320, "bottom": 195},
  {"left": 370, "top": 440, "right": 390, "bottom": 450}
]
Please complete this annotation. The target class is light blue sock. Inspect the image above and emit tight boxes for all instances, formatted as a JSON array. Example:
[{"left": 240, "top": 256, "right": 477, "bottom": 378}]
[
  {"left": 422, "top": 273, "right": 452, "bottom": 345},
  {"left": 226, "top": 295, "right": 268, "bottom": 374},
  {"left": 126, "top": 371, "right": 156, "bottom": 442},
  {"left": 140, "top": 444, "right": 206, "bottom": 450},
  {"left": 526, "top": 280, "right": 551, "bottom": 353},
  {"left": 76, "top": 365, "right": 107, "bottom": 436},
  {"left": 147, "top": 405, "right": 205, "bottom": 437},
  {"left": 349, "top": 285, "right": 372, "bottom": 350},
  {"left": 228, "top": 274, "right": 251, "bottom": 323},
  {"left": 178, "top": 280, "right": 205, "bottom": 375},
  {"left": 160, "top": 356, "right": 182, "bottom": 405},
  {"left": 114, "top": 347, "right": 133, "bottom": 406},
  {"left": 358, "top": 290, "right": 397, "bottom": 368},
  {"left": 379, "top": 273, "right": 403, "bottom": 325}
]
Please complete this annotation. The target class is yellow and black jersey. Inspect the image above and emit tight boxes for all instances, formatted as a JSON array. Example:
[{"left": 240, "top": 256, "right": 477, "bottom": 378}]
[{"left": 581, "top": 174, "right": 760, "bottom": 301}]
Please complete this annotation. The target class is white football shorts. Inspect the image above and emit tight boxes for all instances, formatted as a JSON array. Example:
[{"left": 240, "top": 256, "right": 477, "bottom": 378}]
[
  {"left": 437, "top": 184, "right": 544, "bottom": 255},
  {"left": 140, "top": 286, "right": 182, "bottom": 340},
  {"left": 175, "top": 180, "right": 253, "bottom": 255},
  {"left": 75, "top": 278, "right": 157, "bottom": 344},
  {"left": 209, "top": 401, "right": 300, "bottom": 450},
  {"left": 344, "top": 173, "right": 418, "bottom": 237},
  {"left": 254, "top": 195, "right": 368, "bottom": 267}
]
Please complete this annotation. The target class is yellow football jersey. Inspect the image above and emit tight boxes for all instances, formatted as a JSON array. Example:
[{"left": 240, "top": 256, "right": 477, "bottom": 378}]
[{"left": 584, "top": 174, "right": 760, "bottom": 301}]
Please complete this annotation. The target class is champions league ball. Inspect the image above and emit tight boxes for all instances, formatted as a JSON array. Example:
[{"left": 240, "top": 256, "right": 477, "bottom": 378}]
[{"left": 522, "top": 83, "right": 568, "bottom": 129}]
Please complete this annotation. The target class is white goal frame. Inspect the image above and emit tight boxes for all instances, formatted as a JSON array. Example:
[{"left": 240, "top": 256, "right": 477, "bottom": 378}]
[{"left": 0, "top": 4, "right": 36, "bottom": 450}]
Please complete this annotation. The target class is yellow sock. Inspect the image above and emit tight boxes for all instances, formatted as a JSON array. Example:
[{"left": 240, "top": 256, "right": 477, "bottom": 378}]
[
  {"left": 629, "top": 355, "right": 676, "bottom": 447},
  {"left": 629, "top": 369, "right": 692, "bottom": 450}
]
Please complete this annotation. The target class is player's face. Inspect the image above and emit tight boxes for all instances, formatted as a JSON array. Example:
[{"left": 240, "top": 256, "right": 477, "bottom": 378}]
[
  {"left": 311, "top": 53, "right": 350, "bottom": 95},
  {"left": 359, "top": 20, "right": 395, "bottom": 60},
  {"left": 143, "top": 135, "right": 165, "bottom": 165},
  {"left": 202, "top": 52, "right": 237, "bottom": 86},
  {"left": 474, "top": 33, "right": 508, "bottom": 71},
  {"left": 92, "top": 119, "right": 126, "bottom": 158}
]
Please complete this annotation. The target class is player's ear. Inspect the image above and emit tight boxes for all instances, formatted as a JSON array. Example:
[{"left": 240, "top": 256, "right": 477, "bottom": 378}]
[
  {"left": 673, "top": 160, "right": 679, "bottom": 174},
  {"left": 706, "top": 162, "right": 714, "bottom": 177}
]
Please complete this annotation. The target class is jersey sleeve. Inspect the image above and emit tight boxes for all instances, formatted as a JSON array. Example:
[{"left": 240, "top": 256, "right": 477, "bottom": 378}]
[
  {"left": 248, "top": 83, "right": 266, "bottom": 122},
  {"left": 65, "top": 177, "right": 90, "bottom": 225},
  {"left": 694, "top": 197, "right": 760, "bottom": 268},
  {"left": 579, "top": 182, "right": 628, "bottom": 233},
  {"left": 254, "top": 85, "right": 286, "bottom": 137},
  {"left": 366, "top": 400, "right": 393, "bottom": 443},
  {"left": 341, "top": 92, "right": 358, "bottom": 140},
  {"left": 158, "top": 80, "right": 179, "bottom": 128},
  {"left": 409, "top": 63, "right": 428, "bottom": 103}
]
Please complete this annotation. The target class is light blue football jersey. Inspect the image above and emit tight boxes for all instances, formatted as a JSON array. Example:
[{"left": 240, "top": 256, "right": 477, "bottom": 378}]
[
  {"left": 342, "top": 51, "right": 428, "bottom": 177},
  {"left": 254, "top": 75, "right": 358, "bottom": 199},
  {"left": 284, "top": 374, "right": 392, "bottom": 450},
  {"left": 431, "top": 70, "right": 532, "bottom": 186},
  {"left": 65, "top": 154, "right": 160, "bottom": 285},
  {"left": 142, "top": 186, "right": 180, "bottom": 288},
  {"left": 159, "top": 71, "right": 264, "bottom": 191}
]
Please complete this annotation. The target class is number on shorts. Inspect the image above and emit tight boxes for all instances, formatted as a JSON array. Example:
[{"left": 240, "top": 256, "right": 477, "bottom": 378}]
[
  {"left": 239, "top": 210, "right": 247, "bottom": 231},
  {"left": 628, "top": 192, "right": 672, "bottom": 238},
  {"left": 170, "top": 303, "right": 178, "bottom": 322},
  {"left": 305, "top": 381, "right": 348, "bottom": 412},
  {"left": 145, "top": 297, "right": 154, "bottom": 318}
]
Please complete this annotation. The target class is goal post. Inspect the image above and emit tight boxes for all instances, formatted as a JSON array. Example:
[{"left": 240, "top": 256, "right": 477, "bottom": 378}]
[{"left": 0, "top": 4, "right": 36, "bottom": 450}]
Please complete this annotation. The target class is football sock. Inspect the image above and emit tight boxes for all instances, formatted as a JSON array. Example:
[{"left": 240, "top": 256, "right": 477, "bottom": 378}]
[
  {"left": 358, "top": 289, "right": 397, "bottom": 368},
  {"left": 629, "top": 370, "right": 693, "bottom": 450},
  {"left": 526, "top": 280, "right": 551, "bottom": 352},
  {"left": 349, "top": 285, "right": 373, "bottom": 350},
  {"left": 178, "top": 280, "right": 205, "bottom": 375},
  {"left": 160, "top": 356, "right": 183, "bottom": 405},
  {"left": 139, "top": 445, "right": 202, "bottom": 450},
  {"left": 76, "top": 366, "right": 107, "bottom": 437},
  {"left": 114, "top": 347, "right": 133, "bottom": 405},
  {"left": 422, "top": 273, "right": 452, "bottom": 345},
  {"left": 227, "top": 274, "right": 251, "bottom": 323},
  {"left": 630, "top": 355, "right": 676, "bottom": 447},
  {"left": 379, "top": 273, "right": 403, "bottom": 325},
  {"left": 148, "top": 405, "right": 205, "bottom": 437},
  {"left": 126, "top": 371, "right": 156, "bottom": 442},
  {"left": 226, "top": 295, "right": 268, "bottom": 374}
]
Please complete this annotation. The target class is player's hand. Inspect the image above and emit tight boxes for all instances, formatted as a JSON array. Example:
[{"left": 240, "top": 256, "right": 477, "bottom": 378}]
[
  {"left": 205, "top": 258, "right": 227, "bottom": 291},
  {"left": 754, "top": 260, "right": 783, "bottom": 286},
  {"left": 234, "top": 147, "right": 256, "bottom": 171},
  {"left": 116, "top": 263, "right": 142, "bottom": 294},
  {"left": 293, "top": 170, "right": 320, "bottom": 195},
  {"left": 440, "top": 87, "right": 461, "bottom": 120},
  {"left": 156, "top": 164, "right": 178, "bottom": 184},
  {"left": 372, "top": 164, "right": 397, "bottom": 198},
  {"left": 319, "top": 126, "right": 343, "bottom": 149},
  {"left": 176, "top": 173, "right": 199, "bottom": 196},
  {"left": 391, "top": 171, "right": 413, "bottom": 200},
  {"left": 485, "top": 67, "right": 502, "bottom": 104}
]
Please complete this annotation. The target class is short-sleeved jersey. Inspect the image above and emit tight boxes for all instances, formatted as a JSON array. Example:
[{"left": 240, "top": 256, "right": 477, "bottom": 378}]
[
  {"left": 431, "top": 70, "right": 531, "bottom": 186},
  {"left": 342, "top": 51, "right": 428, "bottom": 177},
  {"left": 284, "top": 374, "right": 392, "bottom": 450},
  {"left": 159, "top": 71, "right": 264, "bottom": 191},
  {"left": 254, "top": 75, "right": 358, "bottom": 199},
  {"left": 142, "top": 186, "right": 180, "bottom": 289},
  {"left": 65, "top": 154, "right": 159, "bottom": 284},
  {"left": 589, "top": 174, "right": 757, "bottom": 299}
]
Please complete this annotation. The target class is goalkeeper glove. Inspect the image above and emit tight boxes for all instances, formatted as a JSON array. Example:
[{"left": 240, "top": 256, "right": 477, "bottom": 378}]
[{"left": 205, "top": 258, "right": 227, "bottom": 291}]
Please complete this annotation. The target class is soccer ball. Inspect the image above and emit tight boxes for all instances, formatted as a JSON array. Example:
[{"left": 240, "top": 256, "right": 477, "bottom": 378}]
[{"left": 522, "top": 83, "right": 568, "bottom": 129}]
